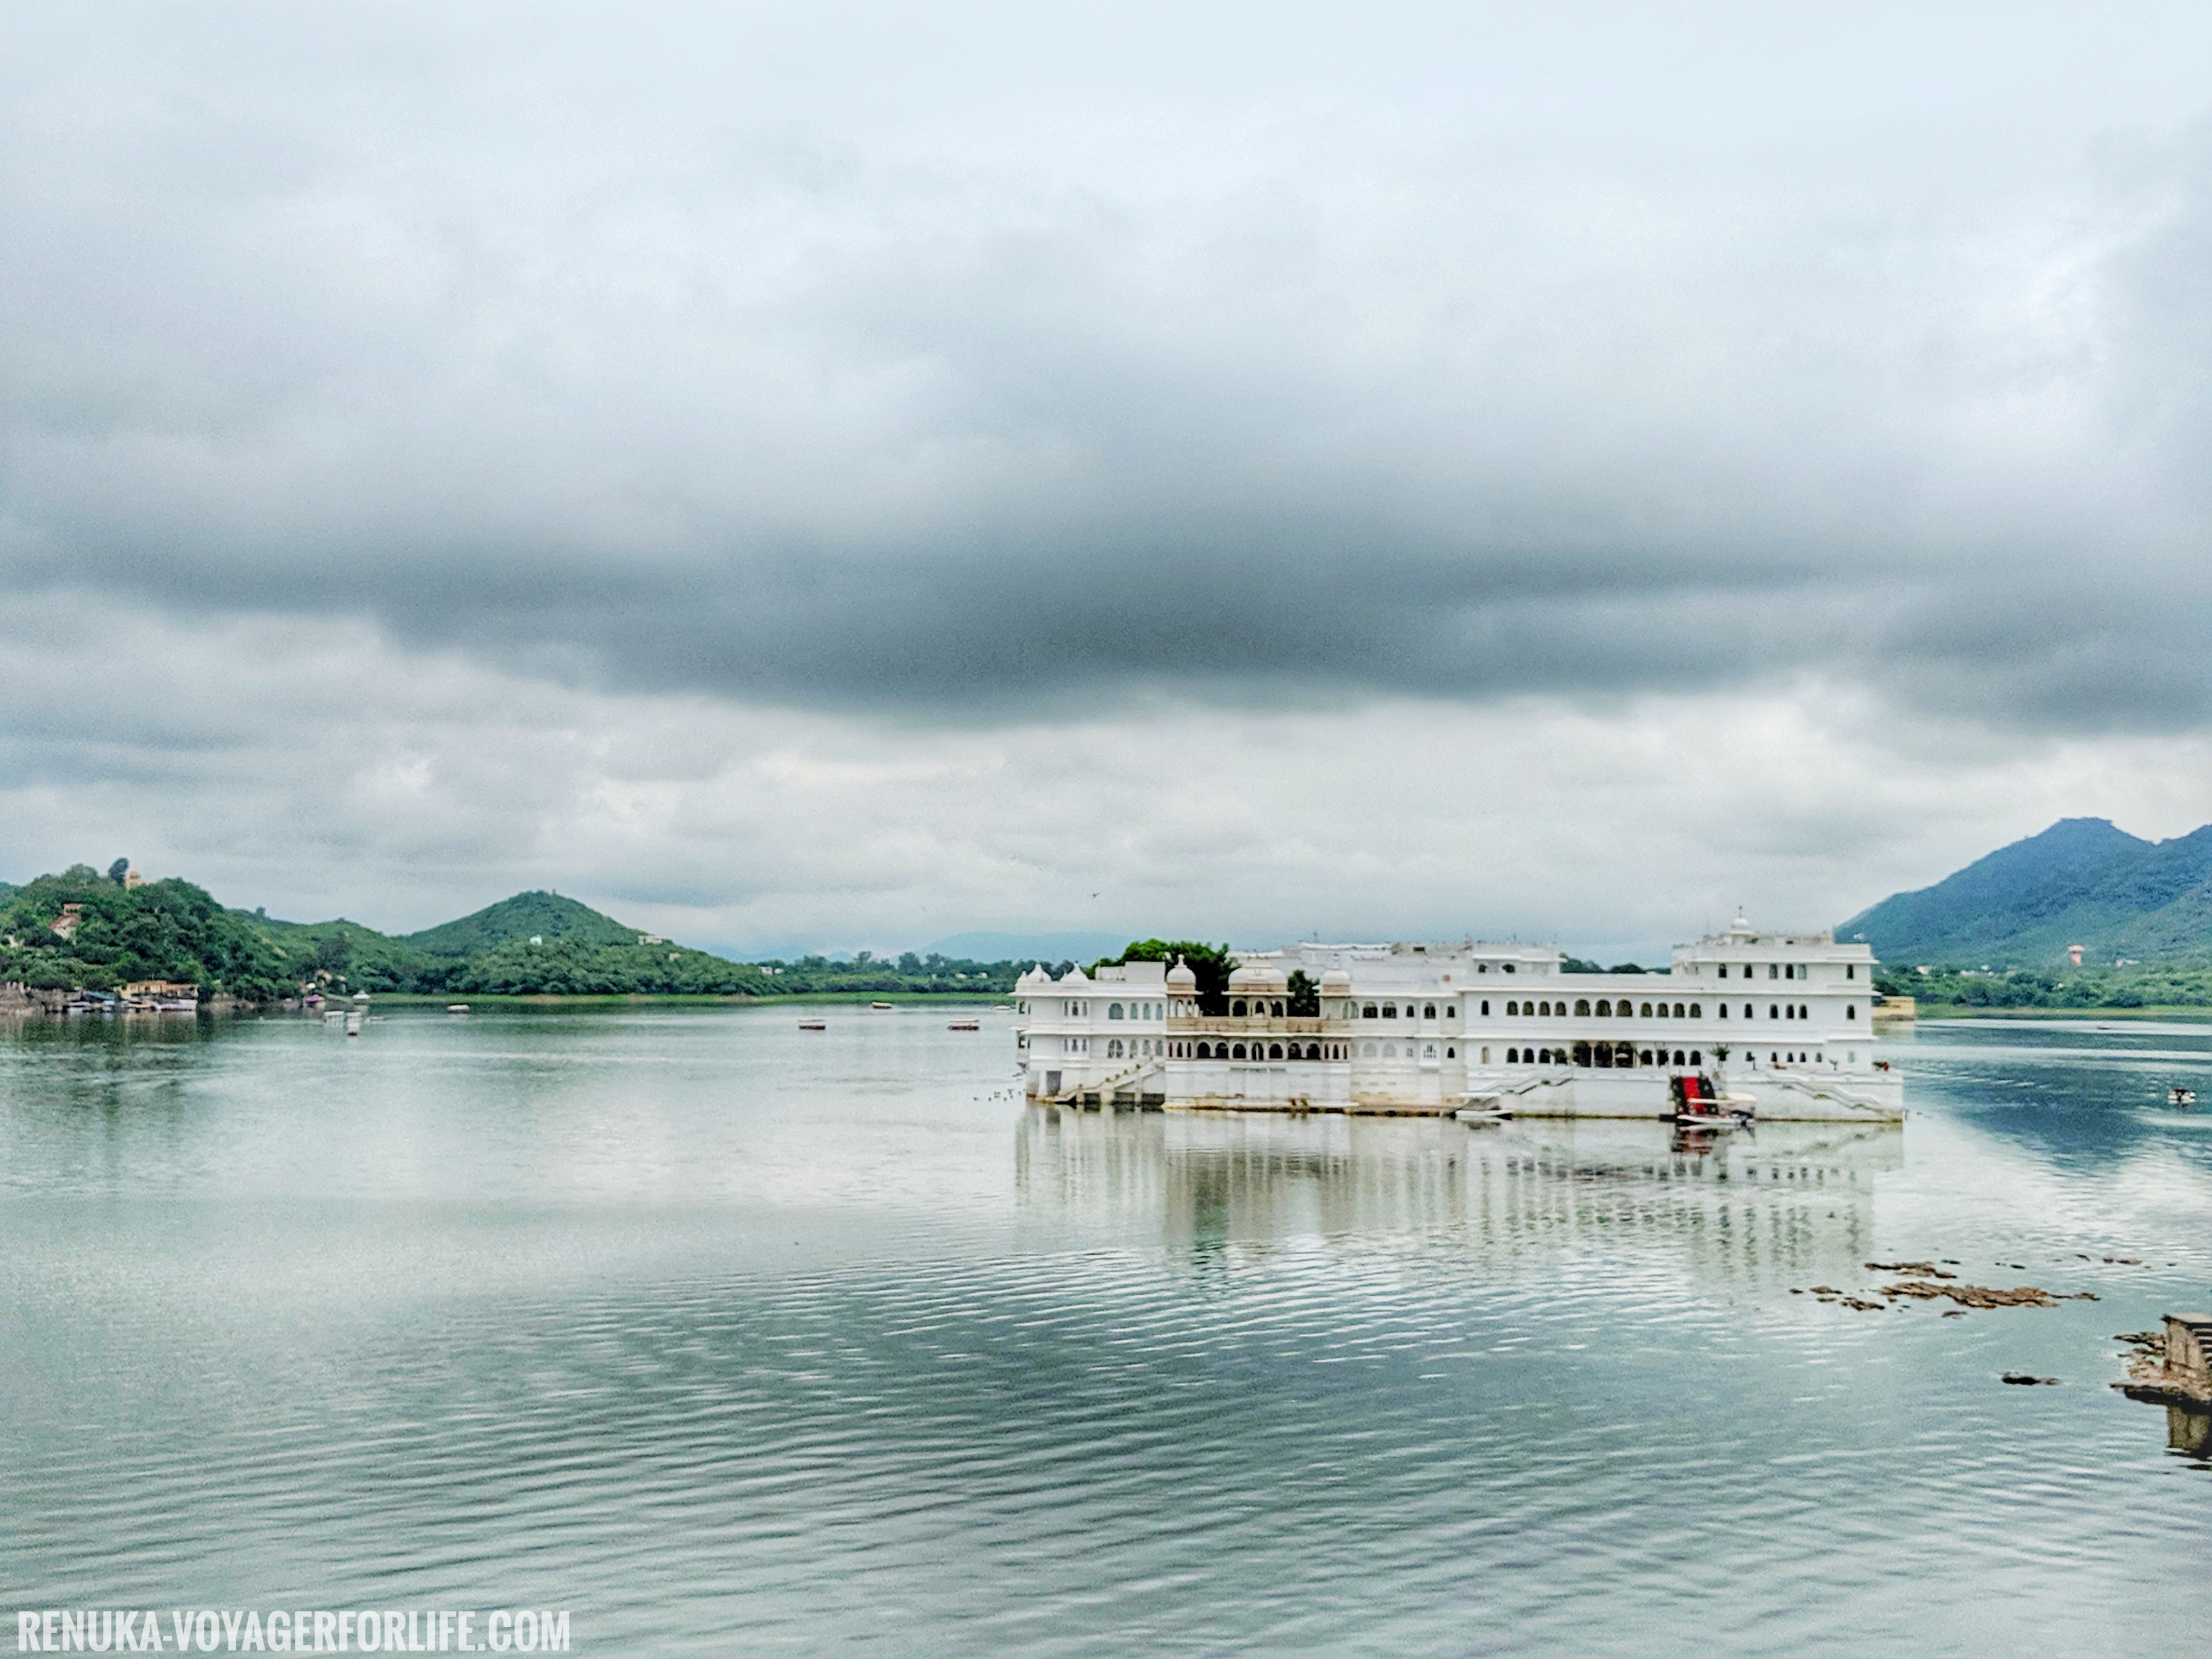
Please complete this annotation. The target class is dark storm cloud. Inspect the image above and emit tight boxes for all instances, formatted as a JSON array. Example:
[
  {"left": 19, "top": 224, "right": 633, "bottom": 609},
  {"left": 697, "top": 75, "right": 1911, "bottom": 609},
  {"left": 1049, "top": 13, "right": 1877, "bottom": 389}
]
[{"left": 6, "top": 2, "right": 2212, "bottom": 730}]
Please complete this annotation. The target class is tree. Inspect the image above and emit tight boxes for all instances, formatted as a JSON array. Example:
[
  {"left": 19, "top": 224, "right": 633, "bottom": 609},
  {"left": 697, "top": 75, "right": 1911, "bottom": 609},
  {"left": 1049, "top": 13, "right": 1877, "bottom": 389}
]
[
  {"left": 1098, "top": 938, "right": 1237, "bottom": 1014},
  {"left": 108, "top": 859, "right": 131, "bottom": 885},
  {"left": 1286, "top": 968, "right": 1319, "bottom": 1017}
]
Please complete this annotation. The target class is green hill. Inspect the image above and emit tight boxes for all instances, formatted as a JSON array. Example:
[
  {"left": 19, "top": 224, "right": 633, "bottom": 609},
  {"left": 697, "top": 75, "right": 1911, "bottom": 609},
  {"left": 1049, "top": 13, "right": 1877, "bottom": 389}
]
[
  {"left": 1, "top": 866, "right": 1036, "bottom": 1002},
  {"left": 401, "top": 891, "right": 646, "bottom": 958},
  {"left": 1838, "top": 817, "right": 2212, "bottom": 967},
  {"left": 0, "top": 866, "right": 294, "bottom": 1000}
]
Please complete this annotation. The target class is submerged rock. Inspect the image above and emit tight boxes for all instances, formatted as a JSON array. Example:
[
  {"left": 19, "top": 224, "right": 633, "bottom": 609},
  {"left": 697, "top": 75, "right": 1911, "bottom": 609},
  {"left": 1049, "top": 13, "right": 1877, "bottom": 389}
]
[{"left": 1881, "top": 1279, "right": 2095, "bottom": 1309}]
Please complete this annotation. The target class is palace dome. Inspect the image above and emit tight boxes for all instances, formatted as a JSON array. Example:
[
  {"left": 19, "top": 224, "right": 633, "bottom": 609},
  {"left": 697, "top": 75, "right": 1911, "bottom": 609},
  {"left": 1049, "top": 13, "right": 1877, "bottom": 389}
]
[
  {"left": 1228, "top": 963, "right": 1288, "bottom": 995},
  {"left": 1165, "top": 958, "right": 1199, "bottom": 992},
  {"left": 1318, "top": 969, "right": 1352, "bottom": 994}
]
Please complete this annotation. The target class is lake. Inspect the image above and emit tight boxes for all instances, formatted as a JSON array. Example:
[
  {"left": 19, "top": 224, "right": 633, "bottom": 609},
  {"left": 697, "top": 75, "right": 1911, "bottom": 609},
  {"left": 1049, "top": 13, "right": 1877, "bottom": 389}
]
[{"left": 3, "top": 1008, "right": 2209, "bottom": 1654}]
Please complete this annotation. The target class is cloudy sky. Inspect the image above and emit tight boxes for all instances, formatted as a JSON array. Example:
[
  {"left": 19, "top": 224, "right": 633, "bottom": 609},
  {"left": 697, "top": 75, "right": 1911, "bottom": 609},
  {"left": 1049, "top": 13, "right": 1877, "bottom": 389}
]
[{"left": 7, "top": 2, "right": 2212, "bottom": 961}]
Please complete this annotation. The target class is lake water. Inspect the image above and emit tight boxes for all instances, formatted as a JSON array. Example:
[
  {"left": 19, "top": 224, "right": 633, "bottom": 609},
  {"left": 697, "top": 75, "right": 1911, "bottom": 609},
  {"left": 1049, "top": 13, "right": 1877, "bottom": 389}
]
[{"left": 4, "top": 1008, "right": 2210, "bottom": 1654}]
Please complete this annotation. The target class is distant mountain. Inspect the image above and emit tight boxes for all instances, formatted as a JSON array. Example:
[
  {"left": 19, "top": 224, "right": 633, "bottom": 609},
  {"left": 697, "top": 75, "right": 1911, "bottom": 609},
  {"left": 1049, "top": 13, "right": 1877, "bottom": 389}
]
[
  {"left": 1838, "top": 818, "right": 2212, "bottom": 966},
  {"left": 401, "top": 890, "right": 645, "bottom": 958}
]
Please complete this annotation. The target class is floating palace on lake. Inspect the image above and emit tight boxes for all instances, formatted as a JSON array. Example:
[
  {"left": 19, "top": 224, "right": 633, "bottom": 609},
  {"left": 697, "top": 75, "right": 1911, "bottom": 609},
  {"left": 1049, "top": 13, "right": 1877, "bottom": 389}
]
[{"left": 1013, "top": 919, "right": 1905, "bottom": 1122}]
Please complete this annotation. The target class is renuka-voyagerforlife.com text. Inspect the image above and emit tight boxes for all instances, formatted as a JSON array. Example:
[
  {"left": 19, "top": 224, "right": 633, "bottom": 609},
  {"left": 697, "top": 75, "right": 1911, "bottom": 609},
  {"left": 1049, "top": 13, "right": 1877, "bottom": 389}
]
[{"left": 15, "top": 1610, "right": 570, "bottom": 1654}]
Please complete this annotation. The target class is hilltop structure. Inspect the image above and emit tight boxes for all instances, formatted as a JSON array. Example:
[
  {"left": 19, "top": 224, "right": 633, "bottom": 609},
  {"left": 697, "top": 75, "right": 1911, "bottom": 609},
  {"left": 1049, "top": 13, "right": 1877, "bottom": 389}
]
[{"left": 1014, "top": 920, "right": 1903, "bottom": 1122}]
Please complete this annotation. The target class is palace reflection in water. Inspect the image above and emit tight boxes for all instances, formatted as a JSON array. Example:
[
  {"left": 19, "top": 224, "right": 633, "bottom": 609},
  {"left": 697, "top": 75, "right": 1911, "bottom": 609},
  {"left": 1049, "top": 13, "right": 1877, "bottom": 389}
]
[{"left": 1015, "top": 1107, "right": 1903, "bottom": 1276}]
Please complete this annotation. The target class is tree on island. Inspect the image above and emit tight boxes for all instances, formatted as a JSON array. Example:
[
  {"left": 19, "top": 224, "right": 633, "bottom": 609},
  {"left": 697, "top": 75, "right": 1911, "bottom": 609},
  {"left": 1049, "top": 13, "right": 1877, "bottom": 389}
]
[
  {"left": 1096, "top": 939, "right": 1237, "bottom": 1014},
  {"left": 108, "top": 858, "right": 131, "bottom": 885}
]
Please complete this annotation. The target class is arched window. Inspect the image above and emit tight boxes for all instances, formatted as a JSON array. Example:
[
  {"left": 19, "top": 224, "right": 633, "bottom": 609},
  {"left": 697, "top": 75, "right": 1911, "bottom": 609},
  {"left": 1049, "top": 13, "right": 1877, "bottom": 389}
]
[
  {"left": 1363, "top": 1003, "right": 1379, "bottom": 1019},
  {"left": 1769, "top": 1005, "right": 1779, "bottom": 1019},
  {"left": 1481, "top": 1047, "right": 1490, "bottom": 1063},
  {"left": 1620, "top": 1002, "right": 1633, "bottom": 1019},
  {"left": 1655, "top": 1003, "right": 1668, "bottom": 1019},
  {"left": 1383, "top": 1003, "right": 1397, "bottom": 1019},
  {"left": 1846, "top": 964, "right": 1855, "bottom": 980},
  {"left": 1107, "top": 1038, "right": 1123, "bottom": 1057},
  {"left": 1506, "top": 1047, "right": 1519, "bottom": 1063},
  {"left": 1689, "top": 1003, "right": 1701, "bottom": 1018},
  {"left": 1689, "top": 1050, "right": 1701, "bottom": 1065},
  {"left": 1481, "top": 1001, "right": 1490, "bottom": 1015},
  {"left": 1266, "top": 1042, "right": 1281, "bottom": 1059},
  {"left": 1672, "top": 1003, "right": 1685, "bottom": 1018},
  {"left": 1596, "top": 999, "right": 1611, "bottom": 1016},
  {"left": 1445, "top": 1046, "right": 1455, "bottom": 1058},
  {"left": 1846, "top": 1004, "right": 1857, "bottom": 1019},
  {"left": 1672, "top": 1049, "right": 1685, "bottom": 1065},
  {"left": 1539, "top": 1001, "right": 1552, "bottom": 1017},
  {"left": 1538, "top": 1047, "right": 1552, "bottom": 1063},
  {"left": 1640, "top": 1002, "right": 1653, "bottom": 1017},
  {"left": 1573, "top": 1041, "right": 1592, "bottom": 1066},
  {"left": 1801, "top": 1005, "right": 1809, "bottom": 1019},
  {"left": 1272, "top": 1000, "right": 1285, "bottom": 1017},
  {"left": 1575, "top": 999, "right": 1591, "bottom": 1017},
  {"left": 1506, "top": 1001, "right": 1519, "bottom": 1016},
  {"left": 1232, "top": 999, "right": 1246, "bottom": 1016},
  {"left": 1109, "top": 1003, "right": 1125, "bottom": 1019},
  {"left": 1424, "top": 1003, "right": 1436, "bottom": 1019},
  {"left": 1424, "top": 1044, "right": 1436, "bottom": 1058},
  {"left": 1785, "top": 1005, "right": 1795, "bottom": 1020},
  {"left": 1232, "top": 1043, "right": 1246, "bottom": 1059},
  {"left": 1743, "top": 1004, "right": 1753, "bottom": 1019},
  {"left": 1384, "top": 1043, "right": 1397, "bottom": 1058}
]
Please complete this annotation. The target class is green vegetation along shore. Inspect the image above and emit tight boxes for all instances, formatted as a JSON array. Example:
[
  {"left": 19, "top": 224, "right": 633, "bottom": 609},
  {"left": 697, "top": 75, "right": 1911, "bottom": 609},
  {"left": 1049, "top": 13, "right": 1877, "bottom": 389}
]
[
  {"left": 1876, "top": 962, "right": 2212, "bottom": 1014},
  {"left": 0, "top": 865, "right": 1061, "bottom": 1005}
]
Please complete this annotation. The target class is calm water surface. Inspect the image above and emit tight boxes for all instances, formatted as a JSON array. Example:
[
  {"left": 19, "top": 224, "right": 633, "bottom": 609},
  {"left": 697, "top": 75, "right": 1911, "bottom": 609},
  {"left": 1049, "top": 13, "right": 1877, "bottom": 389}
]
[{"left": 4, "top": 1008, "right": 2210, "bottom": 1654}]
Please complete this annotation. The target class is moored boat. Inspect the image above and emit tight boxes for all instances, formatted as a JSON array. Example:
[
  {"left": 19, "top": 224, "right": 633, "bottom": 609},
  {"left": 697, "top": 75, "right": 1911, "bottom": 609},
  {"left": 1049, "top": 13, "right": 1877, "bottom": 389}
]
[
  {"left": 799, "top": 1017, "right": 827, "bottom": 1031},
  {"left": 448, "top": 1003, "right": 471, "bottom": 1014},
  {"left": 2172, "top": 1085, "right": 2198, "bottom": 1107},
  {"left": 870, "top": 1001, "right": 894, "bottom": 1011},
  {"left": 948, "top": 1017, "right": 980, "bottom": 1031},
  {"left": 1669, "top": 1071, "right": 1752, "bottom": 1127}
]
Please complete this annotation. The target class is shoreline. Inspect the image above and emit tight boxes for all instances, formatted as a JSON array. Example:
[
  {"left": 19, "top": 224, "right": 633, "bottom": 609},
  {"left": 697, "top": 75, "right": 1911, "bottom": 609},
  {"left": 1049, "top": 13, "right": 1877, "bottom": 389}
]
[
  {"left": 357, "top": 990, "right": 1007, "bottom": 1009},
  {"left": 1903, "top": 1004, "right": 2212, "bottom": 1022}
]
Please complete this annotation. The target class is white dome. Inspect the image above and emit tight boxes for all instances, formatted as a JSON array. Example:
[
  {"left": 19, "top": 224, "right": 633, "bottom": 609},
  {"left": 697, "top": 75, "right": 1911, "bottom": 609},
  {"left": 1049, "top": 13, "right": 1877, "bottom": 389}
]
[
  {"left": 1319, "top": 969, "right": 1352, "bottom": 993},
  {"left": 1228, "top": 963, "right": 1288, "bottom": 994},
  {"left": 1165, "top": 958, "right": 1199, "bottom": 991}
]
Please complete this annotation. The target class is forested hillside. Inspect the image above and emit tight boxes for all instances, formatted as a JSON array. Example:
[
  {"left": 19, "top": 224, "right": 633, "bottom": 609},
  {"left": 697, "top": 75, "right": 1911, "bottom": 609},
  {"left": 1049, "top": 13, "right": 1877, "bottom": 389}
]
[
  {"left": 1, "top": 866, "right": 1036, "bottom": 1001},
  {"left": 1839, "top": 818, "right": 2212, "bottom": 967}
]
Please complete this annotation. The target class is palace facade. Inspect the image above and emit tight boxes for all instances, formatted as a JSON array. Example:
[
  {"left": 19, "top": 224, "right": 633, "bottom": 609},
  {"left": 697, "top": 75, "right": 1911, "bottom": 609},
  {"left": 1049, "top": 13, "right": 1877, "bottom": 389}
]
[{"left": 1013, "top": 919, "right": 1903, "bottom": 1122}]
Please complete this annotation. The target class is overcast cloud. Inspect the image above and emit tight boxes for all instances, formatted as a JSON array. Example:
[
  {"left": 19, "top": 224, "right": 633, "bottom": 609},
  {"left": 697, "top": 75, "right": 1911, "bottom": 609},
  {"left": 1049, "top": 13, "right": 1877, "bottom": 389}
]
[{"left": 7, "top": 3, "right": 2212, "bottom": 954}]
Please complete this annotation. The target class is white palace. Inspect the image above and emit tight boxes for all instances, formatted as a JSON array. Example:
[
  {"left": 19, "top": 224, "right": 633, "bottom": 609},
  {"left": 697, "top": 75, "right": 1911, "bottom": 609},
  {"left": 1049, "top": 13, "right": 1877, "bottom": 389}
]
[{"left": 1013, "top": 918, "right": 1904, "bottom": 1122}]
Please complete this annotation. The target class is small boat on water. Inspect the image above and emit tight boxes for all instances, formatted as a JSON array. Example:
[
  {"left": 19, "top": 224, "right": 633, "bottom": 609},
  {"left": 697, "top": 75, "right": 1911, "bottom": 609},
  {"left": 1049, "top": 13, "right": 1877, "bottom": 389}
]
[
  {"left": 447, "top": 1003, "right": 471, "bottom": 1015},
  {"left": 799, "top": 1018, "right": 827, "bottom": 1031},
  {"left": 870, "top": 1001, "right": 894, "bottom": 1011},
  {"left": 991, "top": 1004, "right": 1012, "bottom": 1012},
  {"left": 2172, "top": 1085, "right": 2198, "bottom": 1107},
  {"left": 1454, "top": 1104, "right": 1514, "bottom": 1125},
  {"left": 345, "top": 1012, "right": 362, "bottom": 1036},
  {"left": 948, "top": 1017, "right": 980, "bottom": 1031},
  {"left": 1670, "top": 1071, "right": 1752, "bottom": 1128}
]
